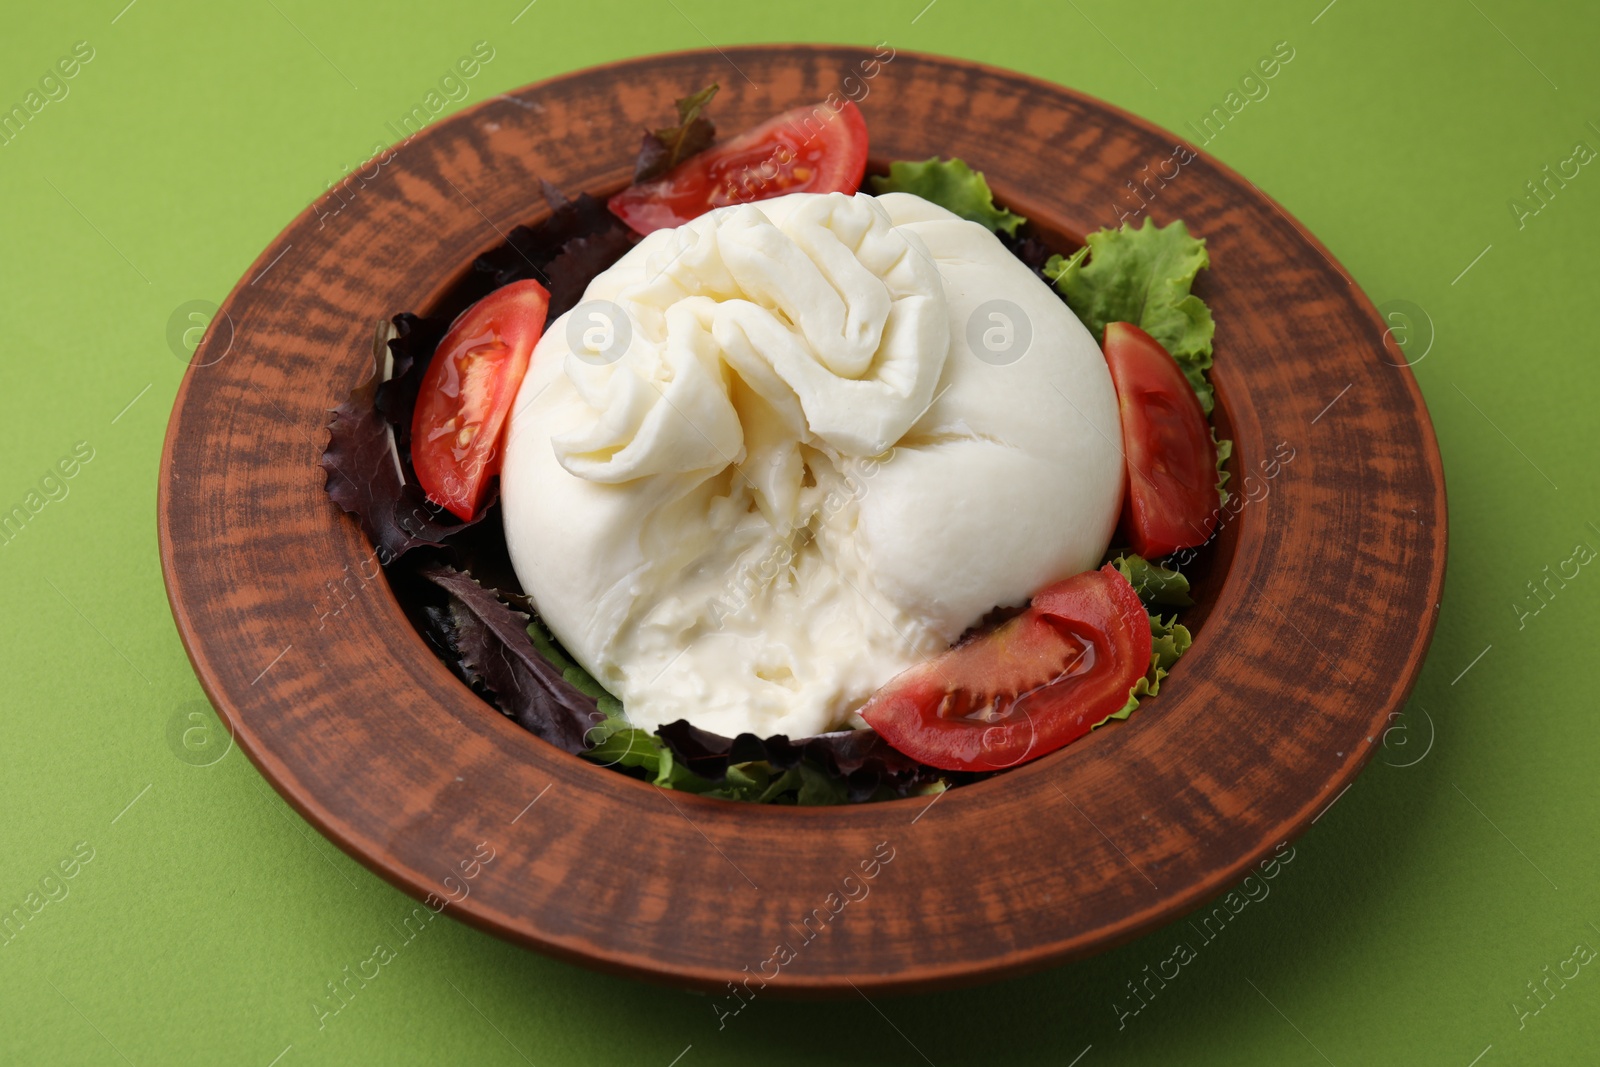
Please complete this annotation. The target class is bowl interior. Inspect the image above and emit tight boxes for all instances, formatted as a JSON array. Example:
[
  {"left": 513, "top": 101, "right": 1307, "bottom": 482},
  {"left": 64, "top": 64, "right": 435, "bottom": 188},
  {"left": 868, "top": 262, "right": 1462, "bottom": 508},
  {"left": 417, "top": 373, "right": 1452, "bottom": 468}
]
[{"left": 385, "top": 158, "right": 1242, "bottom": 771}]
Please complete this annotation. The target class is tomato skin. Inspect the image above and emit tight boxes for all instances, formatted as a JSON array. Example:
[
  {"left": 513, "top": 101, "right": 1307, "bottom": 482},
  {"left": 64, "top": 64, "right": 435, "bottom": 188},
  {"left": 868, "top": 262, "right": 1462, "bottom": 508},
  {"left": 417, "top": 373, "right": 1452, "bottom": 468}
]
[
  {"left": 410, "top": 280, "right": 550, "bottom": 521},
  {"left": 859, "top": 565, "right": 1152, "bottom": 772},
  {"left": 608, "top": 100, "right": 870, "bottom": 235},
  {"left": 1103, "top": 322, "right": 1220, "bottom": 559}
]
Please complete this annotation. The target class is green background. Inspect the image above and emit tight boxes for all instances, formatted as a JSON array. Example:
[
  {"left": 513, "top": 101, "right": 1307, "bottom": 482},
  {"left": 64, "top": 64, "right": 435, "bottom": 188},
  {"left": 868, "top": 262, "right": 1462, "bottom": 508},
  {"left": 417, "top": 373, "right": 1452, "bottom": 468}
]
[{"left": 3, "top": 0, "right": 1596, "bottom": 1063}]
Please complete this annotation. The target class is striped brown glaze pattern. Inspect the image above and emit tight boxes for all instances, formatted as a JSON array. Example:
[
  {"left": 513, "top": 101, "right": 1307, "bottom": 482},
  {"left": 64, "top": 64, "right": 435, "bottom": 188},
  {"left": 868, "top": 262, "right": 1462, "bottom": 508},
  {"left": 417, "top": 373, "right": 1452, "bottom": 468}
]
[{"left": 158, "top": 46, "right": 1447, "bottom": 995}]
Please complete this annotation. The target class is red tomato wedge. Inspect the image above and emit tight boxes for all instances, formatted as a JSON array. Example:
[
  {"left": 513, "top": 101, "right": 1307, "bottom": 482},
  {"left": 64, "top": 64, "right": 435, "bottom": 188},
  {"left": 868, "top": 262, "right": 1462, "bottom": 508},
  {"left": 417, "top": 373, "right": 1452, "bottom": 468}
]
[
  {"left": 1103, "top": 321, "right": 1221, "bottom": 559},
  {"left": 859, "top": 566, "right": 1152, "bottom": 772},
  {"left": 410, "top": 279, "right": 550, "bottom": 521},
  {"left": 607, "top": 100, "right": 870, "bottom": 235}
]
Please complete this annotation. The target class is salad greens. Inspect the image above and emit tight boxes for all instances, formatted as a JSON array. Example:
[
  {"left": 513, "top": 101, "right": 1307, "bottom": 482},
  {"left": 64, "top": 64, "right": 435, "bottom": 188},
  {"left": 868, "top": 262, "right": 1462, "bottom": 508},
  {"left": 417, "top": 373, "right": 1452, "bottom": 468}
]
[
  {"left": 1214, "top": 432, "right": 1234, "bottom": 507},
  {"left": 872, "top": 159, "right": 1228, "bottom": 483},
  {"left": 323, "top": 183, "right": 636, "bottom": 562},
  {"left": 420, "top": 565, "right": 596, "bottom": 753},
  {"left": 322, "top": 315, "right": 487, "bottom": 560},
  {"left": 632, "top": 83, "right": 719, "bottom": 183},
  {"left": 869, "top": 157, "right": 1026, "bottom": 235},
  {"left": 475, "top": 182, "right": 635, "bottom": 322},
  {"left": 1037, "top": 209, "right": 1234, "bottom": 513},
  {"left": 1111, "top": 552, "right": 1195, "bottom": 608},
  {"left": 521, "top": 611, "right": 943, "bottom": 803},
  {"left": 1100, "top": 554, "right": 1194, "bottom": 723},
  {"left": 1109, "top": 611, "right": 1194, "bottom": 720},
  {"left": 1043, "top": 218, "right": 1218, "bottom": 413}
]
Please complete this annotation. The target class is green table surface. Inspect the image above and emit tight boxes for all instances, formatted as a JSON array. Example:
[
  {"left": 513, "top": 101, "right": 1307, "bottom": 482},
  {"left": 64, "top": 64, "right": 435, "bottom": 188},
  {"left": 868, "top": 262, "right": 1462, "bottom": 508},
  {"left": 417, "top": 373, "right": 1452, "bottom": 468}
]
[{"left": 4, "top": 0, "right": 1597, "bottom": 1063}]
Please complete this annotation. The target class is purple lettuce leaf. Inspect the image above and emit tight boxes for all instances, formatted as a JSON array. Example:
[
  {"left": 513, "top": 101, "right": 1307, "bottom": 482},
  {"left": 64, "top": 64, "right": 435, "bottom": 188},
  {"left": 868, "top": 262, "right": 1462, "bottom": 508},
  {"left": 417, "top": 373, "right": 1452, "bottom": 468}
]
[
  {"left": 320, "top": 319, "right": 493, "bottom": 560},
  {"left": 417, "top": 564, "right": 598, "bottom": 754},
  {"left": 473, "top": 181, "right": 636, "bottom": 315},
  {"left": 632, "top": 83, "right": 719, "bottom": 183},
  {"left": 656, "top": 719, "right": 958, "bottom": 803}
]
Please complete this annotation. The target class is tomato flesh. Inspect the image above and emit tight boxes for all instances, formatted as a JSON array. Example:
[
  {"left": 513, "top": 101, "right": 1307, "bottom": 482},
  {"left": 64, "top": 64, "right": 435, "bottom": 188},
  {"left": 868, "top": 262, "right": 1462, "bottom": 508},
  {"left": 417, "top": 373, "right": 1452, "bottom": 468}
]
[
  {"left": 410, "top": 279, "right": 550, "bottom": 521},
  {"left": 608, "top": 100, "right": 870, "bottom": 235},
  {"left": 859, "top": 566, "right": 1152, "bottom": 772},
  {"left": 1103, "top": 322, "right": 1220, "bottom": 559}
]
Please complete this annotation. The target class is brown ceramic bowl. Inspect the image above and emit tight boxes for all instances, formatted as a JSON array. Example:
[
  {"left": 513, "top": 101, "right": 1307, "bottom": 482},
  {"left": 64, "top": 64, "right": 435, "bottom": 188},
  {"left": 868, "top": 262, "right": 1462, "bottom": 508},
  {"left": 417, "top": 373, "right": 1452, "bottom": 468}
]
[{"left": 158, "top": 45, "right": 1446, "bottom": 996}]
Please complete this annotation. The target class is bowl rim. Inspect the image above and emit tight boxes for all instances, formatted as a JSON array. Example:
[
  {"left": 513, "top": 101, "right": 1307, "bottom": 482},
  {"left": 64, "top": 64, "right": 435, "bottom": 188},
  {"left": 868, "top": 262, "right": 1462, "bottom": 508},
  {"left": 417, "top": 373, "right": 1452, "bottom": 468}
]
[{"left": 158, "top": 43, "right": 1447, "bottom": 995}]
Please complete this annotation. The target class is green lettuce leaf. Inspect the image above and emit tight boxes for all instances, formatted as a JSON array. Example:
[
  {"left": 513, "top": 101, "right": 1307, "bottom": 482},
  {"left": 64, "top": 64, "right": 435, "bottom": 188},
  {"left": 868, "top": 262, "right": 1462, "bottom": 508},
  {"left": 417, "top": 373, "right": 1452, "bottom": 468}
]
[
  {"left": 869, "top": 157, "right": 1026, "bottom": 235},
  {"left": 1111, "top": 553, "right": 1194, "bottom": 609},
  {"left": 526, "top": 620, "right": 623, "bottom": 717},
  {"left": 583, "top": 715, "right": 719, "bottom": 792},
  {"left": 1214, "top": 432, "right": 1234, "bottom": 507},
  {"left": 521, "top": 618, "right": 677, "bottom": 780},
  {"left": 795, "top": 762, "right": 850, "bottom": 805},
  {"left": 1099, "top": 610, "right": 1194, "bottom": 725},
  {"left": 1096, "top": 553, "right": 1194, "bottom": 727},
  {"left": 526, "top": 615, "right": 894, "bottom": 804},
  {"left": 1042, "top": 219, "right": 1216, "bottom": 412}
]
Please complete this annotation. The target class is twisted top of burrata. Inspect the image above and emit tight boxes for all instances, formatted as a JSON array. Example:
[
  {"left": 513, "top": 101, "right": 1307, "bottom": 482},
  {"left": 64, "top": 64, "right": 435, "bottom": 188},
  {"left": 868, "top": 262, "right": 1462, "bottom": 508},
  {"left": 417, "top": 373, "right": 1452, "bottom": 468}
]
[{"left": 501, "top": 190, "right": 1123, "bottom": 739}]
